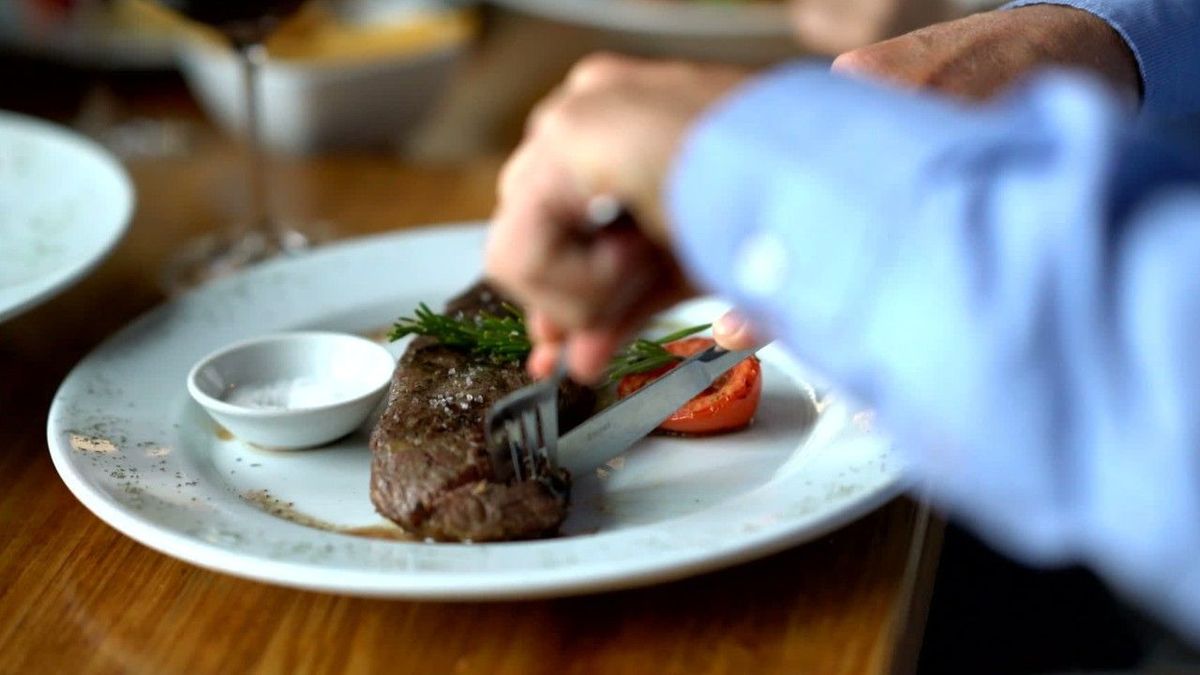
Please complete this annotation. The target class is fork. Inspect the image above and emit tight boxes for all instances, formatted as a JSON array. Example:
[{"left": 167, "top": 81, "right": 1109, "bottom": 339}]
[{"left": 484, "top": 356, "right": 568, "bottom": 489}]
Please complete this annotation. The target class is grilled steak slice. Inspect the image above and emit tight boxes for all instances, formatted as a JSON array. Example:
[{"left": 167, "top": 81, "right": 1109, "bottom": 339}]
[{"left": 369, "top": 282, "right": 594, "bottom": 541}]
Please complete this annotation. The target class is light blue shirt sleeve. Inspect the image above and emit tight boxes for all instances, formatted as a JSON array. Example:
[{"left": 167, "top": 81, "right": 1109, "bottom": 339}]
[
  {"left": 668, "top": 63, "right": 1200, "bottom": 640},
  {"left": 1002, "top": 0, "right": 1200, "bottom": 116}
]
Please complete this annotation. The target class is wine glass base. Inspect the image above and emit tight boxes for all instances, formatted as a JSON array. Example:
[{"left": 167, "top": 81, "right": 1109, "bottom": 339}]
[{"left": 161, "top": 223, "right": 329, "bottom": 296}]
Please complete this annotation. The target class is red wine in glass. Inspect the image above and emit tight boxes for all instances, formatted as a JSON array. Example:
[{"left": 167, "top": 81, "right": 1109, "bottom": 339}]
[
  {"left": 156, "top": 0, "right": 319, "bottom": 293},
  {"left": 156, "top": 0, "right": 308, "bottom": 43}
]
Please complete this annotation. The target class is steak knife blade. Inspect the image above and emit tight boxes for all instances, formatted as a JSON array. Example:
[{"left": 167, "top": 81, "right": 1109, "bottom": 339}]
[{"left": 555, "top": 344, "right": 762, "bottom": 476}]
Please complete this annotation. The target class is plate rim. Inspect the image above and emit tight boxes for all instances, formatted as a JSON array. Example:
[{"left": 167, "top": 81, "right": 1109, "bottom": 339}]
[
  {"left": 47, "top": 437, "right": 904, "bottom": 599},
  {"left": 0, "top": 110, "right": 135, "bottom": 323},
  {"left": 46, "top": 224, "right": 907, "bottom": 599}
]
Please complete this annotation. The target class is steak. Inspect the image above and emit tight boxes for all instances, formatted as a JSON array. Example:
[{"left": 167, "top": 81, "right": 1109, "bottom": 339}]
[{"left": 369, "top": 282, "right": 594, "bottom": 541}]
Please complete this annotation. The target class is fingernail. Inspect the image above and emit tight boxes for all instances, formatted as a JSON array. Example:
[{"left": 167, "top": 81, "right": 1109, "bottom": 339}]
[
  {"left": 527, "top": 343, "right": 559, "bottom": 379},
  {"left": 567, "top": 349, "right": 604, "bottom": 386},
  {"left": 714, "top": 310, "right": 748, "bottom": 340}
]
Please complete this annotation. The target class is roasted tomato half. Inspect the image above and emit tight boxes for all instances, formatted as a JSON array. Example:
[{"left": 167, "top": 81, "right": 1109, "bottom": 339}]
[{"left": 617, "top": 337, "right": 762, "bottom": 435}]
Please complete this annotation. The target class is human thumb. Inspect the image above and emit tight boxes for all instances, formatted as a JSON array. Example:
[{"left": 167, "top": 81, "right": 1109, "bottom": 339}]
[{"left": 712, "top": 309, "right": 760, "bottom": 351}]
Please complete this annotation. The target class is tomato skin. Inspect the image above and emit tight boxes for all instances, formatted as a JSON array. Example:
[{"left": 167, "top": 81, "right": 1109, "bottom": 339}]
[{"left": 617, "top": 337, "right": 762, "bottom": 435}]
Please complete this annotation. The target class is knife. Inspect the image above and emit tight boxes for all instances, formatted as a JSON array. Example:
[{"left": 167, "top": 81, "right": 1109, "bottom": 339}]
[{"left": 554, "top": 344, "right": 762, "bottom": 476}]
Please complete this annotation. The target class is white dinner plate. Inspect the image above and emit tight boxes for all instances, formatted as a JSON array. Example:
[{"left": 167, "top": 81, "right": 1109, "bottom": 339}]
[
  {"left": 47, "top": 224, "right": 905, "bottom": 599},
  {"left": 0, "top": 111, "right": 134, "bottom": 323}
]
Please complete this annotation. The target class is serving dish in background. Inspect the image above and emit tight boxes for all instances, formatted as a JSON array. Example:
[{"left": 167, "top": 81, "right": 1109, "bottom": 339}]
[{"left": 171, "top": 1, "right": 476, "bottom": 154}]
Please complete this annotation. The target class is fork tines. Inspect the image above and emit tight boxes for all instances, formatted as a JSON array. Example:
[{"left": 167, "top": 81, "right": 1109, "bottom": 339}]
[{"left": 485, "top": 372, "right": 562, "bottom": 488}]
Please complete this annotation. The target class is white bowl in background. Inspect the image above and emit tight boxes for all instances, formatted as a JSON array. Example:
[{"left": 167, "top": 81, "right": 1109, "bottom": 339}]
[
  {"left": 187, "top": 331, "right": 395, "bottom": 450},
  {"left": 176, "top": 12, "right": 470, "bottom": 154}
]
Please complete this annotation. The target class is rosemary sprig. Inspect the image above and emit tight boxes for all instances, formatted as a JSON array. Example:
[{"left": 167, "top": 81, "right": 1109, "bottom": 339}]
[
  {"left": 388, "top": 302, "right": 530, "bottom": 362},
  {"left": 605, "top": 323, "right": 711, "bottom": 382},
  {"left": 389, "top": 303, "right": 710, "bottom": 378}
]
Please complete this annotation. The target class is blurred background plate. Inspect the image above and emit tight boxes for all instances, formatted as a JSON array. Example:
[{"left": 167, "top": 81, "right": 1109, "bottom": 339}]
[
  {"left": 0, "top": 111, "right": 134, "bottom": 323},
  {"left": 489, "top": 0, "right": 791, "bottom": 38},
  {"left": 0, "top": 0, "right": 178, "bottom": 70},
  {"left": 488, "top": 0, "right": 797, "bottom": 64}
]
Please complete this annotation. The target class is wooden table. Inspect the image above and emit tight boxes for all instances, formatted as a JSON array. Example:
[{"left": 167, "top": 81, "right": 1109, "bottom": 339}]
[{"left": 0, "top": 74, "right": 940, "bottom": 675}]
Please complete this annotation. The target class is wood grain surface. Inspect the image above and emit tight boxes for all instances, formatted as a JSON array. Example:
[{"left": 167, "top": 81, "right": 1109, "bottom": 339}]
[{"left": 0, "top": 60, "right": 937, "bottom": 675}]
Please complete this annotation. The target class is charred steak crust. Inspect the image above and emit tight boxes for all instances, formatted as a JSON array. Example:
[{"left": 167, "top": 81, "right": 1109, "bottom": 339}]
[{"left": 369, "top": 282, "right": 594, "bottom": 542}]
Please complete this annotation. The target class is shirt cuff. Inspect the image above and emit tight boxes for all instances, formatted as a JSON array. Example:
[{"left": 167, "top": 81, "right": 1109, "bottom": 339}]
[
  {"left": 666, "top": 62, "right": 1023, "bottom": 350},
  {"left": 666, "top": 64, "right": 891, "bottom": 344}
]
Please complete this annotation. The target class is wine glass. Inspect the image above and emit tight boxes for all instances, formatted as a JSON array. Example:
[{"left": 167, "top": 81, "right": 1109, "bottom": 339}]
[{"left": 156, "top": 0, "right": 318, "bottom": 293}]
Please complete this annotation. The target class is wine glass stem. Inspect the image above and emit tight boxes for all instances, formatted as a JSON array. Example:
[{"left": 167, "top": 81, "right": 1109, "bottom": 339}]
[{"left": 239, "top": 42, "right": 270, "bottom": 235}]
